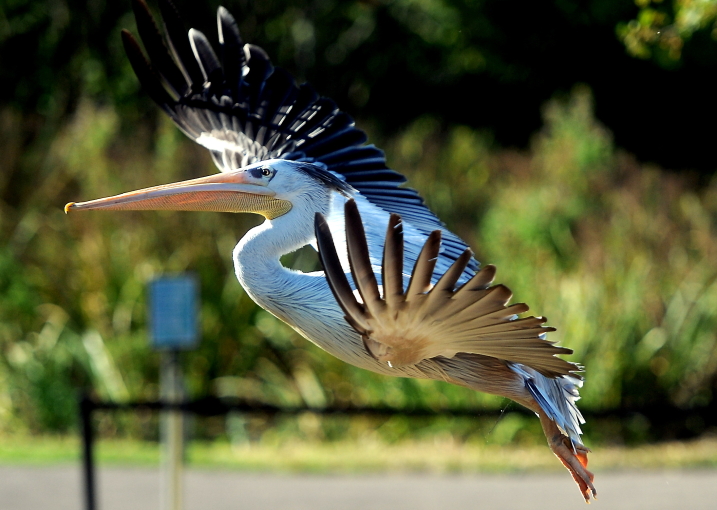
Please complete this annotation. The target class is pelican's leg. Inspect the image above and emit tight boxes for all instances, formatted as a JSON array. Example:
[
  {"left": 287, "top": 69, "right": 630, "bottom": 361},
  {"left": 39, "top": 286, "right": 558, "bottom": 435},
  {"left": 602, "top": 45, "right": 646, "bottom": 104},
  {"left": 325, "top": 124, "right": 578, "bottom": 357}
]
[{"left": 538, "top": 410, "right": 597, "bottom": 503}]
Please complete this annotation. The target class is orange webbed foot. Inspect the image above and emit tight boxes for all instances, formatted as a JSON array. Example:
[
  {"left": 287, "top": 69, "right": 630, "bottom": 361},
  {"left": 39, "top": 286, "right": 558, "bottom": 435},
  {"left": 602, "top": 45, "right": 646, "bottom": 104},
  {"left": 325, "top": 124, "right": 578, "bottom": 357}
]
[
  {"left": 550, "top": 434, "right": 596, "bottom": 503},
  {"left": 539, "top": 411, "right": 597, "bottom": 502}
]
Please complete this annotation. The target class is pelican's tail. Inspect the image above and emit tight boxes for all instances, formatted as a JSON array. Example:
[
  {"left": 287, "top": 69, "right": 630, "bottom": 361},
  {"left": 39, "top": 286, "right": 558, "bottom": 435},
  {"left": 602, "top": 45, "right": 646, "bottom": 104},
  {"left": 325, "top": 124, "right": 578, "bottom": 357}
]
[{"left": 511, "top": 363, "right": 585, "bottom": 444}]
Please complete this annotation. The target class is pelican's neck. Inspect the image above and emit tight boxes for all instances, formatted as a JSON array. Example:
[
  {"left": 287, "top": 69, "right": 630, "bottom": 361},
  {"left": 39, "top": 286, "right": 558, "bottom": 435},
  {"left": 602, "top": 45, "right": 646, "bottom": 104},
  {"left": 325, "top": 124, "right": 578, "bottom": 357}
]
[
  {"left": 232, "top": 187, "right": 332, "bottom": 294},
  {"left": 235, "top": 215, "right": 312, "bottom": 266}
]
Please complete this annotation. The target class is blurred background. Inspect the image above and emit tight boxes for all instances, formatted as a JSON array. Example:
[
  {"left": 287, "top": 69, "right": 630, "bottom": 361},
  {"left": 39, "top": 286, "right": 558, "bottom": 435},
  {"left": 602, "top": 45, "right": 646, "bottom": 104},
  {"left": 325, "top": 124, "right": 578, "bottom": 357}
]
[{"left": 1, "top": 0, "right": 717, "bottom": 471}]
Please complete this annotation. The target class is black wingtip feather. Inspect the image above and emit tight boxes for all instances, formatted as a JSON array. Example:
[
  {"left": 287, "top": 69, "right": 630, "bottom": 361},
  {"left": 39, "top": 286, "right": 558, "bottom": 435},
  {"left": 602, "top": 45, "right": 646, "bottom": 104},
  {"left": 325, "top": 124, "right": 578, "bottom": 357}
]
[
  {"left": 217, "top": 6, "right": 245, "bottom": 97},
  {"left": 131, "top": 0, "right": 187, "bottom": 97},
  {"left": 189, "top": 29, "right": 223, "bottom": 84},
  {"left": 121, "top": 30, "right": 177, "bottom": 116},
  {"left": 158, "top": 0, "right": 204, "bottom": 86}
]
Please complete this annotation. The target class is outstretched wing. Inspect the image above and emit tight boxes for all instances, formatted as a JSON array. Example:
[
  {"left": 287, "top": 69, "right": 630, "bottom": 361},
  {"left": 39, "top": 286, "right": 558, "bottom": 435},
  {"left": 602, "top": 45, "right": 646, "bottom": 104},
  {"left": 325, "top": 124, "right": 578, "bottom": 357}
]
[
  {"left": 315, "top": 199, "right": 579, "bottom": 379},
  {"left": 123, "top": 0, "right": 477, "bottom": 273}
]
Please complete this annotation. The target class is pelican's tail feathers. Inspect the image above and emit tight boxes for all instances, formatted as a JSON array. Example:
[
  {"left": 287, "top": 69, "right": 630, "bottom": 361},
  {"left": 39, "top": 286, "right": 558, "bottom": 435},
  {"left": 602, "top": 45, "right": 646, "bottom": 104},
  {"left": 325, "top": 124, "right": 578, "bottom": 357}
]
[{"left": 512, "top": 363, "right": 586, "bottom": 445}]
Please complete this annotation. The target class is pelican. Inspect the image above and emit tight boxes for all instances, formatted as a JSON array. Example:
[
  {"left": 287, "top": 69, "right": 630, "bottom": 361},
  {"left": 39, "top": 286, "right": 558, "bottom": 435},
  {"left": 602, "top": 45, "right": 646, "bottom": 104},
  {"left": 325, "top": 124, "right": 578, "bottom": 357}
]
[{"left": 66, "top": 0, "right": 596, "bottom": 501}]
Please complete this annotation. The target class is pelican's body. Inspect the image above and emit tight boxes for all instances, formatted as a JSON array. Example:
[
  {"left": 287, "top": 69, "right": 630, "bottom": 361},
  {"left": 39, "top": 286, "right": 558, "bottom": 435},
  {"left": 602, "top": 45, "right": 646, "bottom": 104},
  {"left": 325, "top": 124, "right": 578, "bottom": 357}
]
[
  {"left": 66, "top": 0, "right": 596, "bottom": 501},
  {"left": 234, "top": 184, "right": 442, "bottom": 371},
  {"left": 229, "top": 164, "right": 582, "bottom": 426}
]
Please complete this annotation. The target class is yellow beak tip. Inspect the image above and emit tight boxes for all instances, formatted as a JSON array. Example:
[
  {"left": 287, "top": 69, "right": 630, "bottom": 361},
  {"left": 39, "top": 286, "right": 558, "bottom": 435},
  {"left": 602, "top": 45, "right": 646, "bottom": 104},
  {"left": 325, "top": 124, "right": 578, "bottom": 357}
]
[{"left": 64, "top": 202, "right": 75, "bottom": 214}]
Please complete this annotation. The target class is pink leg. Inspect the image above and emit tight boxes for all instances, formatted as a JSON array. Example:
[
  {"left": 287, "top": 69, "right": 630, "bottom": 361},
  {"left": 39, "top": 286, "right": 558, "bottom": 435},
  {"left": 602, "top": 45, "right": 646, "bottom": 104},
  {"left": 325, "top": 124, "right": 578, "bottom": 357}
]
[{"left": 539, "top": 410, "right": 597, "bottom": 503}]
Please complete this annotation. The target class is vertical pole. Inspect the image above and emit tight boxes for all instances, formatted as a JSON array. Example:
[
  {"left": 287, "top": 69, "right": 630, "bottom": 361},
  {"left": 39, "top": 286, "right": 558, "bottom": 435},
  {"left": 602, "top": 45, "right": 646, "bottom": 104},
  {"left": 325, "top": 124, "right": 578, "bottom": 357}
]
[
  {"left": 160, "top": 350, "right": 183, "bottom": 510},
  {"left": 80, "top": 395, "right": 96, "bottom": 510},
  {"left": 151, "top": 275, "right": 197, "bottom": 510}
]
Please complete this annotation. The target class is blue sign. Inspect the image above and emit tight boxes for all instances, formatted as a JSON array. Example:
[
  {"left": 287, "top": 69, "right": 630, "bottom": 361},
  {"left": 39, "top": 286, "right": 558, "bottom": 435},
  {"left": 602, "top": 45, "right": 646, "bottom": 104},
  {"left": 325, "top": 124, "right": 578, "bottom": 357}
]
[{"left": 150, "top": 276, "right": 199, "bottom": 350}]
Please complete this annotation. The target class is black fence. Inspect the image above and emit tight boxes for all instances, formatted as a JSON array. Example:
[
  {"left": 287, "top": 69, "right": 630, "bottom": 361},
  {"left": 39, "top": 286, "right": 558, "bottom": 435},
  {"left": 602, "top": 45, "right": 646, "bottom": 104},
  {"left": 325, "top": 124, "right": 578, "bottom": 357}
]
[
  {"left": 78, "top": 393, "right": 716, "bottom": 510},
  {"left": 79, "top": 394, "right": 515, "bottom": 510}
]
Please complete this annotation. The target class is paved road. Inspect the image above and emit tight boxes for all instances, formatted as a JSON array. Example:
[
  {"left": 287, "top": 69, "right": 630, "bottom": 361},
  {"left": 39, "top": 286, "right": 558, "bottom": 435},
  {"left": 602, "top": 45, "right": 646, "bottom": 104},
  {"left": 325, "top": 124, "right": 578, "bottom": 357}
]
[{"left": 1, "top": 466, "right": 715, "bottom": 510}]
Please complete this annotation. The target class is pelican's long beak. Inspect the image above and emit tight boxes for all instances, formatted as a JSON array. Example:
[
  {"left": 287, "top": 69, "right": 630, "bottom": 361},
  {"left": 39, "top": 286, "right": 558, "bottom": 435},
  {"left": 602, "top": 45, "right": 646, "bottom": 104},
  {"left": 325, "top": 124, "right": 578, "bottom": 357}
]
[{"left": 65, "top": 170, "right": 292, "bottom": 219}]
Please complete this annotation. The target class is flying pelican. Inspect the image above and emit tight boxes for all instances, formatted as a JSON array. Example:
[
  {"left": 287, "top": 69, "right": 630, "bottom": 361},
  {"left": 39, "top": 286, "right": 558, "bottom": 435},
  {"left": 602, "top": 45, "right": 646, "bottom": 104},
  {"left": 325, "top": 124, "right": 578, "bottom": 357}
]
[{"left": 66, "top": 0, "right": 596, "bottom": 501}]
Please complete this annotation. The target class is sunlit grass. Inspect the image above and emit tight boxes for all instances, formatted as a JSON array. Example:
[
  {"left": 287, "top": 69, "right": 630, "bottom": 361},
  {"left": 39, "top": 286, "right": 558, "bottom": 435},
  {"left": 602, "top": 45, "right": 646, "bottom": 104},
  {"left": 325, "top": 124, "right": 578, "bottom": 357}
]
[
  {"left": 187, "top": 437, "right": 717, "bottom": 473},
  {"left": 2, "top": 433, "right": 716, "bottom": 472}
]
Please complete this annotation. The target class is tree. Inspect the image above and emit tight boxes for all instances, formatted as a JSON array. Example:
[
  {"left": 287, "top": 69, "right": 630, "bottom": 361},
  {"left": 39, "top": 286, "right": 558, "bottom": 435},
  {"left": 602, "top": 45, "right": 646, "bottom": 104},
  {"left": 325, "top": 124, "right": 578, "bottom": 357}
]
[{"left": 619, "top": 0, "right": 717, "bottom": 63}]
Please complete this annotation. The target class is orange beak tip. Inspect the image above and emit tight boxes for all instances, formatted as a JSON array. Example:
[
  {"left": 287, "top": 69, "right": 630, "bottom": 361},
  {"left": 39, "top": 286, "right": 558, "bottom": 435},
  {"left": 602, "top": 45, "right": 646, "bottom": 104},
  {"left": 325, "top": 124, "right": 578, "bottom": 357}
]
[{"left": 64, "top": 202, "right": 75, "bottom": 214}]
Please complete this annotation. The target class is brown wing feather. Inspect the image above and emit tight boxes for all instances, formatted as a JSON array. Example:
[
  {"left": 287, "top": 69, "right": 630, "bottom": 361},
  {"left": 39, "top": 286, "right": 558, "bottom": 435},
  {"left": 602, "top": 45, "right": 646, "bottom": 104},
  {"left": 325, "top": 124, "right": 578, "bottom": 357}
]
[
  {"left": 314, "top": 212, "right": 371, "bottom": 332},
  {"left": 382, "top": 214, "right": 405, "bottom": 311},
  {"left": 316, "top": 199, "right": 578, "bottom": 378},
  {"left": 421, "top": 249, "right": 473, "bottom": 317},
  {"left": 405, "top": 230, "right": 441, "bottom": 298},
  {"left": 343, "top": 200, "right": 384, "bottom": 317}
]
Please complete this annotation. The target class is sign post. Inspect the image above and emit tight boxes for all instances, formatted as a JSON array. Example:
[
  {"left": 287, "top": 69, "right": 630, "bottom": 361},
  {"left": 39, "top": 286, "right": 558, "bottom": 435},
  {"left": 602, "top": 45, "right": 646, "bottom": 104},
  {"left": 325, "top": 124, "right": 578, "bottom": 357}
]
[{"left": 150, "top": 276, "right": 199, "bottom": 510}]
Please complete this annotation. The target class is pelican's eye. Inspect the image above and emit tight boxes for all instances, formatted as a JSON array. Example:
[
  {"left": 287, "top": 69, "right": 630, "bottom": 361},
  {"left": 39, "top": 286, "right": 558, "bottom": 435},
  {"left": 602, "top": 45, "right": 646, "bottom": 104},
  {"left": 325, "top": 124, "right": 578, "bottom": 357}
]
[{"left": 248, "top": 166, "right": 274, "bottom": 180}]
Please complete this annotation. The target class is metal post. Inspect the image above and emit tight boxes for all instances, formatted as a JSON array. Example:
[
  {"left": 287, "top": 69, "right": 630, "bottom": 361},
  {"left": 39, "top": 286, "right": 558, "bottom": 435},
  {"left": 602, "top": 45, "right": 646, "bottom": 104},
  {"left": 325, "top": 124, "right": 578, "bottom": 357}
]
[
  {"left": 151, "top": 275, "right": 198, "bottom": 510},
  {"left": 80, "top": 395, "right": 96, "bottom": 510},
  {"left": 160, "top": 350, "right": 183, "bottom": 510}
]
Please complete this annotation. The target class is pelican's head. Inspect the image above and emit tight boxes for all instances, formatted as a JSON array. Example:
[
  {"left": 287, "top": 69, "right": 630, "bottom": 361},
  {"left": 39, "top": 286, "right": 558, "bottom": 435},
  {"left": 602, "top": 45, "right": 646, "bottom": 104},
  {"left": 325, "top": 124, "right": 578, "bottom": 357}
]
[{"left": 65, "top": 159, "right": 352, "bottom": 219}]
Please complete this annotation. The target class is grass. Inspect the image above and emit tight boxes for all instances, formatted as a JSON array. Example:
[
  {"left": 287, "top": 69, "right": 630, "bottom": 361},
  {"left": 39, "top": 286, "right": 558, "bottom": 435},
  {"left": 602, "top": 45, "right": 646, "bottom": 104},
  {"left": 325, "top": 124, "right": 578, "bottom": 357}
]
[{"left": 2, "top": 434, "right": 716, "bottom": 473}]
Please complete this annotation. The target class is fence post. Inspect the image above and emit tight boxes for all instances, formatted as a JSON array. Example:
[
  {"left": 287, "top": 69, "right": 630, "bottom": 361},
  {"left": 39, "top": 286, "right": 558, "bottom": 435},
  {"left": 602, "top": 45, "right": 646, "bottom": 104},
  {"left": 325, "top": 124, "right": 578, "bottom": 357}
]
[
  {"left": 80, "top": 394, "right": 96, "bottom": 510},
  {"left": 161, "top": 349, "right": 184, "bottom": 510}
]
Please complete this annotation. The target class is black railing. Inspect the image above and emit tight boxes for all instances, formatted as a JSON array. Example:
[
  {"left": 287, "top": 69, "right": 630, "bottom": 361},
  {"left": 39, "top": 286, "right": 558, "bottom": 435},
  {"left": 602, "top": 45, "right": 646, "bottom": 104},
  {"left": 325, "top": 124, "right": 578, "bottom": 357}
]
[
  {"left": 78, "top": 393, "right": 535, "bottom": 510},
  {"left": 78, "top": 393, "right": 716, "bottom": 510}
]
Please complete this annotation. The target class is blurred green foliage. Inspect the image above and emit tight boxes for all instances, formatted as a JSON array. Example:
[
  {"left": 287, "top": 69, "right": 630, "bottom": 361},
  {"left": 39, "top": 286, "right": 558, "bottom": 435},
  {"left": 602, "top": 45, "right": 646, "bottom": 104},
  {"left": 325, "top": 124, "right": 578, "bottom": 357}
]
[
  {"left": 3, "top": 0, "right": 717, "bottom": 171},
  {"left": 2, "top": 0, "right": 717, "bottom": 443},
  {"left": 619, "top": 0, "right": 717, "bottom": 62},
  {"left": 387, "top": 87, "right": 717, "bottom": 418},
  {"left": 2, "top": 81, "right": 717, "bottom": 443}
]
